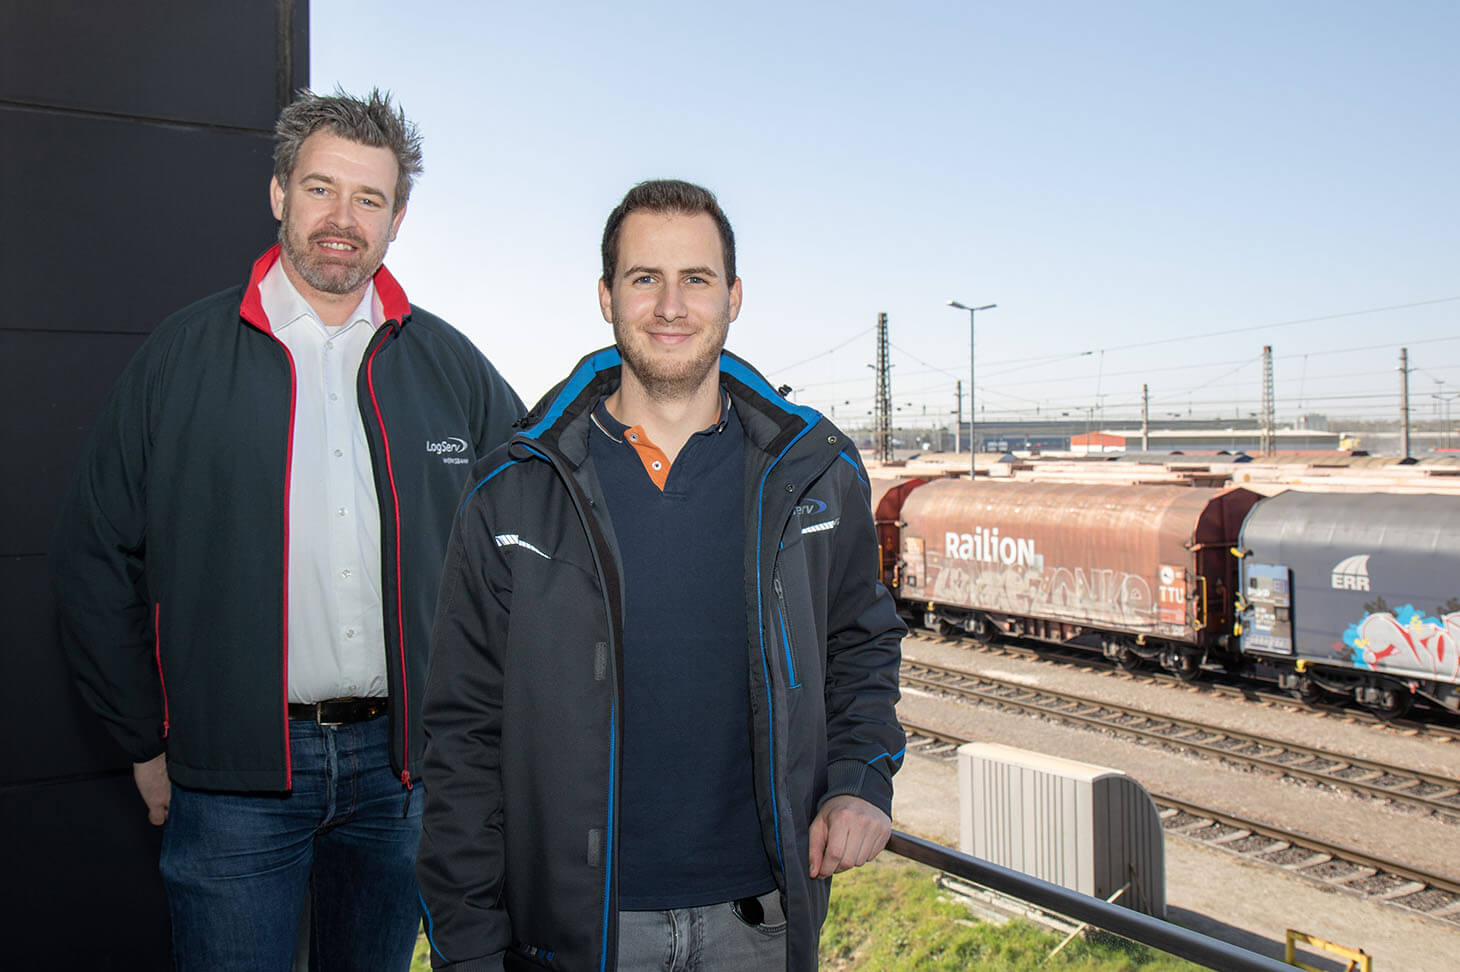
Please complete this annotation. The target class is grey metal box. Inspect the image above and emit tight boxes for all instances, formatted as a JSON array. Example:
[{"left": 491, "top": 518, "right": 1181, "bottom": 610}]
[{"left": 958, "top": 742, "right": 1166, "bottom": 917}]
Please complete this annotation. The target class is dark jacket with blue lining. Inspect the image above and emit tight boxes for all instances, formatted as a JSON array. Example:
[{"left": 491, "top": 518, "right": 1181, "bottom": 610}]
[{"left": 416, "top": 347, "right": 906, "bottom": 972}]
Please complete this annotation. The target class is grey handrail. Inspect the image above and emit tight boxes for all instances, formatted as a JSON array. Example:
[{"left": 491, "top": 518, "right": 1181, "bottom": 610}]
[{"left": 886, "top": 831, "right": 1293, "bottom": 972}]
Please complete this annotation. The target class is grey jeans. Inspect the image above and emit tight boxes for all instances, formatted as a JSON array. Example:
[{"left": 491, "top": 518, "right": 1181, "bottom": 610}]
[{"left": 617, "top": 889, "right": 787, "bottom": 971}]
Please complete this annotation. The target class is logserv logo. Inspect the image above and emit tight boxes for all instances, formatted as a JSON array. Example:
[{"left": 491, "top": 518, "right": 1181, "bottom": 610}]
[
  {"left": 427, "top": 437, "right": 469, "bottom": 455},
  {"left": 427, "top": 437, "right": 471, "bottom": 465},
  {"left": 794, "top": 499, "right": 827, "bottom": 517}
]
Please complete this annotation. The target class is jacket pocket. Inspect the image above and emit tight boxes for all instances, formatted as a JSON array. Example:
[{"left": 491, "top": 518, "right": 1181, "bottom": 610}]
[{"left": 772, "top": 568, "right": 801, "bottom": 689}]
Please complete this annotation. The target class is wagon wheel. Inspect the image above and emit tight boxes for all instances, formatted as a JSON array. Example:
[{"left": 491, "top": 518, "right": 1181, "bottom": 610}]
[
  {"left": 1290, "top": 675, "right": 1326, "bottom": 705},
  {"left": 1172, "top": 650, "right": 1203, "bottom": 682},
  {"left": 1112, "top": 641, "right": 1142, "bottom": 671},
  {"left": 966, "top": 614, "right": 993, "bottom": 643},
  {"left": 1361, "top": 684, "right": 1413, "bottom": 721}
]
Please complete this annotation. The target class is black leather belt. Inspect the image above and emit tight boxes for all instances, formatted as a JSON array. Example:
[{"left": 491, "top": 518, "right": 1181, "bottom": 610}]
[{"left": 287, "top": 698, "right": 387, "bottom": 725}]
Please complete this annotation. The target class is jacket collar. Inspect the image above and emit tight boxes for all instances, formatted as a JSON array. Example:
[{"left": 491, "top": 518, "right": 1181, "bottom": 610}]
[
  {"left": 238, "top": 243, "right": 411, "bottom": 334},
  {"left": 516, "top": 347, "right": 826, "bottom": 465}
]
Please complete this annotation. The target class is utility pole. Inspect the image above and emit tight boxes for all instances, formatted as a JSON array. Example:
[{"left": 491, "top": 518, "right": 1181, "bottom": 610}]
[
  {"left": 947, "top": 300, "right": 996, "bottom": 477},
  {"left": 954, "top": 379, "right": 963, "bottom": 454},
  {"left": 1141, "top": 384, "right": 1150, "bottom": 452},
  {"left": 1399, "top": 347, "right": 1411, "bottom": 459},
  {"left": 873, "top": 312, "right": 892, "bottom": 462},
  {"left": 1260, "top": 345, "right": 1275, "bottom": 456}
]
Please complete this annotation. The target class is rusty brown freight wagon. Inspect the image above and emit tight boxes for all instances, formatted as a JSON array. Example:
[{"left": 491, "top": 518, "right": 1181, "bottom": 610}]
[
  {"left": 870, "top": 475, "right": 927, "bottom": 581},
  {"left": 894, "top": 480, "right": 1261, "bottom": 677}
]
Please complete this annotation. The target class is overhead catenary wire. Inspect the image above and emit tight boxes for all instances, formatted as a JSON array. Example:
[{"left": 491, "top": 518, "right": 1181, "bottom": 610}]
[{"left": 771, "top": 296, "right": 1458, "bottom": 426}]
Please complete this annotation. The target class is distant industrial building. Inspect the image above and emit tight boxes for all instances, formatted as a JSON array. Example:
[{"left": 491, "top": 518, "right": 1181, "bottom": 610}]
[{"left": 1070, "top": 427, "right": 1342, "bottom": 455}]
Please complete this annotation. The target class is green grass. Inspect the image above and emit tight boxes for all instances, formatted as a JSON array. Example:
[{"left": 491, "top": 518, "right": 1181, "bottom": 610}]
[
  {"left": 410, "top": 857, "right": 1202, "bottom": 971},
  {"left": 410, "top": 932, "right": 430, "bottom": 972},
  {"left": 820, "top": 857, "right": 1202, "bottom": 971}
]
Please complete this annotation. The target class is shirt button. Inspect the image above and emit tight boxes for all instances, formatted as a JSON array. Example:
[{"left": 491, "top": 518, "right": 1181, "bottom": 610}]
[
  {"left": 340, "top": 568, "right": 352, "bottom": 579},
  {"left": 337, "top": 507, "right": 348, "bottom": 517},
  {"left": 651, "top": 460, "right": 663, "bottom": 470},
  {"left": 344, "top": 628, "right": 356, "bottom": 639},
  {"left": 334, "top": 448, "right": 344, "bottom": 458},
  {"left": 628, "top": 433, "right": 638, "bottom": 442},
  {"left": 346, "top": 683, "right": 358, "bottom": 693},
  {"left": 330, "top": 393, "right": 339, "bottom": 402}
]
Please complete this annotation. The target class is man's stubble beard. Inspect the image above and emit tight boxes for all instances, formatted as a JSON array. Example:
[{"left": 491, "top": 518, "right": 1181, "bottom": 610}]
[
  {"left": 612, "top": 310, "right": 731, "bottom": 403},
  {"left": 278, "top": 197, "right": 386, "bottom": 296}
]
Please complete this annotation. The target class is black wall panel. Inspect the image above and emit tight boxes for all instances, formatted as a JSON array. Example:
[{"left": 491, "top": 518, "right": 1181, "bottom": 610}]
[
  {"left": 3, "top": 773, "right": 170, "bottom": 968},
  {"left": 0, "top": 2, "right": 307, "bottom": 964},
  {"left": 0, "top": 558, "right": 131, "bottom": 787},
  {"left": 1, "top": 110, "right": 278, "bottom": 334},
  {"left": 1, "top": 1, "right": 292, "bottom": 129},
  {"left": 2, "top": 331, "right": 149, "bottom": 555}
]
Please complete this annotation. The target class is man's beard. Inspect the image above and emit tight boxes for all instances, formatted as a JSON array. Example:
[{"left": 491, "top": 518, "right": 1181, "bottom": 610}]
[
  {"left": 613, "top": 311, "right": 730, "bottom": 403},
  {"left": 279, "top": 201, "right": 384, "bottom": 296}
]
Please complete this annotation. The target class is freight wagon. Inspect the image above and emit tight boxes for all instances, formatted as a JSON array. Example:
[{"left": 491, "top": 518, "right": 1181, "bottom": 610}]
[
  {"left": 886, "top": 480, "right": 1259, "bottom": 678},
  {"left": 875, "top": 476, "right": 1460, "bottom": 717},
  {"left": 1236, "top": 491, "right": 1460, "bottom": 716}
]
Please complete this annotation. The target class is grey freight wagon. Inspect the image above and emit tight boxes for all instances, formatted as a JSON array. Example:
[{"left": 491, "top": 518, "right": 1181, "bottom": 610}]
[{"left": 1236, "top": 491, "right": 1460, "bottom": 716}]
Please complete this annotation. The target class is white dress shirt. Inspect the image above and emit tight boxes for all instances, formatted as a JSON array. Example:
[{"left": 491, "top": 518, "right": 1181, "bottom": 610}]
[{"left": 259, "top": 260, "right": 388, "bottom": 703}]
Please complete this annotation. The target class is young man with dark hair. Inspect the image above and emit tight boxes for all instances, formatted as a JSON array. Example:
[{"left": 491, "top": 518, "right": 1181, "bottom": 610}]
[
  {"left": 51, "top": 89, "right": 523, "bottom": 970},
  {"left": 417, "top": 179, "right": 904, "bottom": 971}
]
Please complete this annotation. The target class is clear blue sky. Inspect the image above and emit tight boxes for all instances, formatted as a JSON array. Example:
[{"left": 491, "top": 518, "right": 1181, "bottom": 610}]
[{"left": 312, "top": 1, "right": 1458, "bottom": 430}]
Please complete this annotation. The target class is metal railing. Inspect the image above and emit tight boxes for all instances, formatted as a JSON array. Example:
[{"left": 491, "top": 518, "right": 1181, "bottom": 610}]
[{"left": 887, "top": 830, "right": 1294, "bottom": 972}]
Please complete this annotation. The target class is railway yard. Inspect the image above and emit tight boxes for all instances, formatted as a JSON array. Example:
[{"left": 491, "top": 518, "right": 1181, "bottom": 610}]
[
  {"left": 890, "top": 630, "right": 1460, "bottom": 972},
  {"left": 862, "top": 455, "right": 1460, "bottom": 966}
]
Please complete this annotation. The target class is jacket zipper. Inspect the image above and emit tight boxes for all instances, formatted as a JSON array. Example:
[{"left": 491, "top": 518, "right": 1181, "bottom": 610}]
[
  {"left": 517, "top": 438, "right": 622, "bottom": 972},
  {"left": 772, "top": 570, "right": 800, "bottom": 688},
  {"left": 277, "top": 338, "right": 299, "bottom": 789},
  {"left": 153, "top": 602, "right": 170, "bottom": 737},
  {"left": 242, "top": 264, "right": 298, "bottom": 789},
  {"left": 366, "top": 328, "right": 412, "bottom": 789}
]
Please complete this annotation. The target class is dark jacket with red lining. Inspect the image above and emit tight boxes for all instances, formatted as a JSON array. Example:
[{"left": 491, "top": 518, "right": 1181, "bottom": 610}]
[{"left": 51, "top": 245, "right": 523, "bottom": 791}]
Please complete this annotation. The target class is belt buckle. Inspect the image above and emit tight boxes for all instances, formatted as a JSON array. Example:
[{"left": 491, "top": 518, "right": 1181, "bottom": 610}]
[{"left": 317, "top": 703, "right": 346, "bottom": 727}]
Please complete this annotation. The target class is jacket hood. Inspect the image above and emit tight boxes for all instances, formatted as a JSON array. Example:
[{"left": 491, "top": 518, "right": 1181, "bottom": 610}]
[
  {"left": 237, "top": 243, "right": 412, "bottom": 334},
  {"left": 516, "top": 346, "right": 827, "bottom": 463}
]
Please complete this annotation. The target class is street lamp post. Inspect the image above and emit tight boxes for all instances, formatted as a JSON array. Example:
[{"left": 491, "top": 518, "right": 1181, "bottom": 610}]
[{"left": 947, "top": 299, "right": 996, "bottom": 477}]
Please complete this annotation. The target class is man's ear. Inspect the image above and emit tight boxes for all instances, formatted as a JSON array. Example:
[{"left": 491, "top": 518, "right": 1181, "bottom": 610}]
[
  {"left": 270, "top": 176, "right": 285, "bottom": 221},
  {"left": 598, "top": 278, "right": 614, "bottom": 324},
  {"left": 388, "top": 202, "right": 407, "bottom": 243},
  {"left": 727, "top": 276, "right": 743, "bottom": 323}
]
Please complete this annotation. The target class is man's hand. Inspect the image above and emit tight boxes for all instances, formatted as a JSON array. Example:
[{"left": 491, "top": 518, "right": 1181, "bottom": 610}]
[
  {"left": 807, "top": 794, "right": 891, "bottom": 878},
  {"left": 133, "top": 754, "right": 171, "bottom": 826}
]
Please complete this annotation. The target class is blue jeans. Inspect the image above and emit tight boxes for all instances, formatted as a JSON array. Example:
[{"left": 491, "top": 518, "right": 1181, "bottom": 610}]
[
  {"left": 617, "top": 889, "right": 787, "bottom": 972},
  {"left": 159, "top": 717, "right": 422, "bottom": 972}
]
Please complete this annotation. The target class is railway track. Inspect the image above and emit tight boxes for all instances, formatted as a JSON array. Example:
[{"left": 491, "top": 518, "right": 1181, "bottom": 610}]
[
  {"left": 900, "top": 659, "right": 1460, "bottom": 821},
  {"left": 901, "top": 721, "right": 1460, "bottom": 927},
  {"left": 906, "top": 630, "right": 1460, "bottom": 743}
]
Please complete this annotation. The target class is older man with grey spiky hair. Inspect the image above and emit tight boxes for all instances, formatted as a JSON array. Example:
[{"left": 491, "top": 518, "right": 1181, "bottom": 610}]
[{"left": 51, "top": 89, "right": 523, "bottom": 970}]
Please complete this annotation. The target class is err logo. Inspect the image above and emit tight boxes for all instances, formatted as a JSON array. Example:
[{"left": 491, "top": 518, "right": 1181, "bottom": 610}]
[
  {"left": 1331, "top": 554, "right": 1371, "bottom": 592},
  {"left": 944, "top": 527, "right": 1039, "bottom": 568}
]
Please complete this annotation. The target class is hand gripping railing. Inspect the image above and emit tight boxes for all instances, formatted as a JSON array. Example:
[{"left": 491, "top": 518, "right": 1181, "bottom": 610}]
[{"left": 886, "top": 831, "right": 1294, "bottom": 972}]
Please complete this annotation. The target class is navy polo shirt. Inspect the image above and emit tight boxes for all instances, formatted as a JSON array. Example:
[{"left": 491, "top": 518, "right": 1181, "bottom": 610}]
[{"left": 589, "top": 394, "right": 775, "bottom": 909}]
